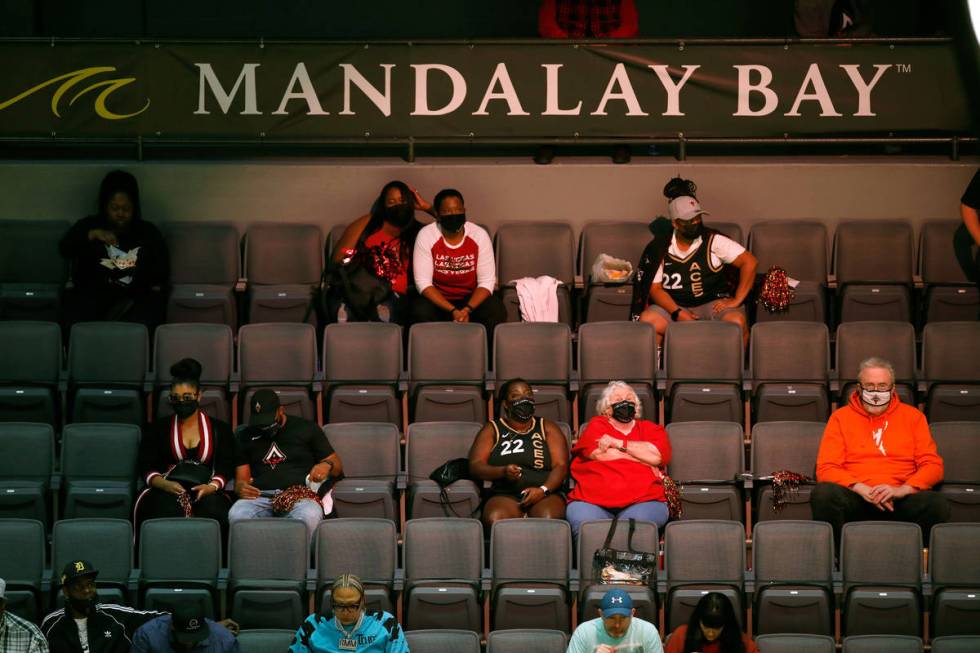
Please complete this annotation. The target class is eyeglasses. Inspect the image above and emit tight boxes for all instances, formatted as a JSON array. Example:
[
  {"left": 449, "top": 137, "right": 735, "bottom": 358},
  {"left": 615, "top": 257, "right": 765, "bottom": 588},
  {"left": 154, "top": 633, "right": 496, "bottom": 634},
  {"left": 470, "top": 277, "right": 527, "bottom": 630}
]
[
  {"left": 860, "top": 384, "right": 893, "bottom": 392},
  {"left": 168, "top": 393, "right": 197, "bottom": 403},
  {"left": 333, "top": 603, "right": 361, "bottom": 612}
]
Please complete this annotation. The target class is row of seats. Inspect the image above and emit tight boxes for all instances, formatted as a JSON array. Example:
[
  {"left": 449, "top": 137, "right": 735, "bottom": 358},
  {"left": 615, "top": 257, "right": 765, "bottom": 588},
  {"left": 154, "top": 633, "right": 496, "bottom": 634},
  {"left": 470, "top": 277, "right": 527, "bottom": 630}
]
[
  {"left": 2, "top": 419, "right": 977, "bottom": 531},
  {"left": 1, "top": 218, "right": 975, "bottom": 328},
  {"left": 1, "top": 319, "right": 978, "bottom": 430},
  {"left": 3, "top": 516, "right": 979, "bottom": 640}
]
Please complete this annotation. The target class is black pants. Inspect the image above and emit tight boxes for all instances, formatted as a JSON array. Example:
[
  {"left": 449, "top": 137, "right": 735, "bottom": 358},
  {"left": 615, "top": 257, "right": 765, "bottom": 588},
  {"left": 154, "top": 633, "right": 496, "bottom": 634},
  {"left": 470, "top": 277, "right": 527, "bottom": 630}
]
[
  {"left": 135, "top": 487, "right": 232, "bottom": 543},
  {"left": 953, "top": 223, "right": 980, "bottom": 299},
  {"left": 411, "top": 293, "right": 507, "bottom": 346},
  {"left": 810, "top": 482, "right": 951, "bottom": 552},
  {"left": 62, "top": 285, "right": 166, "bottom": 336}
]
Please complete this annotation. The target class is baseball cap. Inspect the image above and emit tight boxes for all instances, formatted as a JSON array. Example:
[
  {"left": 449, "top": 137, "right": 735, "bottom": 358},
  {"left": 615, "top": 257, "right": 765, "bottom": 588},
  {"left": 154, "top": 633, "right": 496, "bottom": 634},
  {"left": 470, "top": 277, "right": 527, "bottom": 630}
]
[
  {"left": 61, "top": 560, "right": 99, "bottom": 586},
  {"left": 667, "top": 195, "right": 709, "bottom": 222},
  {"left": 172, "top": 603, "right": 210, "bottom": 645},
  {"left": 600, "top": 588, "right": 633, "bottom": 617},
  {"left": 248, "top": 389, "right": 281, "bottom": 427}
]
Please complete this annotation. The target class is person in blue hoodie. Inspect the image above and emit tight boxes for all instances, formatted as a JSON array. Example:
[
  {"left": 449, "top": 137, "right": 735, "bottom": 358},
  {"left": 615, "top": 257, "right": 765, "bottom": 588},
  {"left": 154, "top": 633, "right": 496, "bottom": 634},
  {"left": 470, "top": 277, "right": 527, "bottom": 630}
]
[{"left": 290, "top": 575, "right": 408, "bottom": 653}]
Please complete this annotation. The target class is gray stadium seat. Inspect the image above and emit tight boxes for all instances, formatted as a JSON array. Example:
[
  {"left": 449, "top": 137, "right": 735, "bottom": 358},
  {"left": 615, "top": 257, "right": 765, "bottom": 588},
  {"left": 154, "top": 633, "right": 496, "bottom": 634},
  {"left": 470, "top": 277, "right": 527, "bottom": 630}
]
[
  {"left": 409, "top": 322, "right": 487, "bottom": 423},
  {"left": 754, "top": 633, "right": 836, "bottom": 653},
  {"left": 0, "top": 220, "right": 68, "bottom": 321},
  {"left": 0, "top": 423, "right": 54, "bottom": 525},
  {"left": 494, "top": 322, "right": 573, "bottom": 424},
  {"left": 663, "top": 520, "right": 745, "bottom": 632},
  {"left": 666, "top": 422, "right": 744, "bottom": 522},
  {"left": 68, "top": 322, "right": 149, "bottom": 424},
  {"left": 405, "top": 629, "right": 481, "bottom": 653},
  {"left": 750, "top": 322, "right": 830, "bottom": 424},
  {"left": 229, "top": 518, "right": 309, "bottom": 629},
  {"left": 931, "top": 422, "right": 980, "bottom": 522},
  {"left": 664, "top": 321, "right": 743, "bottom": 424},
  {"left": 153, "top": 323, "right": 234, "bottom": 422},
  {"left": 139, "top": 517, "right": 222, "bottom": 618},
  {"left": 0, "top": 518, "right": 44, "bottom": 621},
  {"left": 495, "top": 221, "right": 575, "bottom": 325},
  {"left": 53, "top": 518, "right": 133, "bottom": 606},
  {"left": 405, "top": 422, "right": 482, "bottom": 519},
  {"left": 61, "top": 423, "right": 140, "bottom": 519},
  {"left": 244, "top": 222, "right": 323, "bottom": 325},
  {"left": 579, "top": 221, "right": 652, "bottom": 323},
  {"left": 932, "top": 636, "right": 980, "bottom": 653},
  {"left": 841, "top": 521, "right": 922, "bottom": 637},
  {"left": 403, "top": 518, "right": 483, "bottom": 631},
  {"left": 322, "top": 323, "right": 402, "bottom": 426},
  {"left": 577, "top": 321, "right": 657, "bottom": 422},
  {"left": 920, "top": 220, "right": 979, "bottom": 323},
  {"left": 576, "top": 519, "right": 658, "bottom": 622},
  {"left": 315, "top": 518, "right": 397, "bottom": 616},
  {"left": 487, "top": 629, "right": 569, "bottom": 653},
  {"left": 929, "top": 523, "right": 980, "bottom": 637},
  {"left": 163, "top": 221, "right": 240, "bottom": 330},
  {"left": 922, "top": 322, "right": 980, "bottom": 422},
  {"left": 491, "top": 518, "right": 572, "bottom": 632},
  {"left": 322, "top": 423, "right": 400, "bottom": 521},
  {"left": 236, "top": 629, "right": 299, "bottom": 653},
  {"left": 835, "top": 220, "right": 914, "bottom": 323},
  {"left": 238, "top": 322, "right": 318, "bottom": 422},
  {"left": 753, "top": 520, "right": 834, "bottom": 635},
  {"left": 842, "top": 635, "right": 923, "bottom": 653},
  {"left": 0, "top": 321, "right": 61, "bottom": 426},
  {"left": 750, "top": 421, "right": 823, "bottom": 522},
  {"left": 835, "top": 321, "right": 917, "bottom": 406},
  {"left": 748, "top": 220, "right": 828, "bottom": 324}
]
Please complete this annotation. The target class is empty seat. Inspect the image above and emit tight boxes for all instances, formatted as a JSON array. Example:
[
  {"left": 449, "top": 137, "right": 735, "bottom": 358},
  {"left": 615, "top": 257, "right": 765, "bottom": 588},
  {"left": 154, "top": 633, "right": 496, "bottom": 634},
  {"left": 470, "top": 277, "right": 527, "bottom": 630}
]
[
  {"left": 750, "top": 421, "right": 822, "bottom": 522},
  {"left": 67, "top": 322, "right": 149, "bottom": 424},
  {"left": 666, "top": 422, "right": 744, "bottom": 522},
  {"left": 139, "top": 517, "right": 221, "bottom": 617},
  {"left": 0, "top": 321, "right": 61, "bottom": 426},
  {"left": 229, "top": 518, "right": 308, "bottom": 629},
  {"left": 61, "top": 423, "right": 140, "bottom": 519},
  {"left": 322, "top": 323, "right": 402, "bottom": 425},
  {"left": 0, "top": 518, "right": 45, "bottom": 621},
  {"left": 836, "top": 321, "right": 917, "bottom": 406},
  {"left": 932, "top": 636, "right": 980, "bottom": 653},
  {"left": 0, "top": 423, "right": 54, "bottom": 525},
  {"left": 931, "top": 422, "right": 980, "bottom": 521},
  {"left": 487, "top": 629, "right": 568, "bottom": 653},
  {"left": 579, "top": 221, "right": 653, "bottom": 323},
  {"left": 664, "top": 321, "right": 743, "bottom": 424},
  {"left": 754, "top": 633, "right": 836, "bottom": 653},
  {"left": 842, "top": 635, "right": 923, "bottom": 653},
  {"left": 751, "top": 322, "right": 830, "bottom": 424},
  {"left": 409, "top": 322, "right": 487, "bottom": 423},
  {"left": 753, "top": 520, "right": 834, "bottom": 635},
  {"left": 576, "top": 519, "right": 658, "bottom": 622},
  {"left": 834, "top": 220, "right": 914, "bottom": 323},
  {"left": 316, "top": 518, "right": 397, "bottom": 616},
  {"left": 153, "top": 323, "right": 234, "bottom": 422},
  {"left": 495, "top": 221, "right": 575, "bottom": 324},
  {"left": 0, "top": 220, "right": 69, "bottom": 321},
  {"left": 322, "top": 423, "right": 400, "bottom": 521},
  {"left": 663, "top": 520, "right": 745, "bottom": 632},
  {"left": 577, "top": 321, "right": 657, "bottom": 422},
  {"left": 236, "top": 629, "right": 299, "bottom": 653},
  {"left": 403, "top": 518, "right": 483, "bottom": 631},
  {"left": 920, "top": 220, "right": 979, "bottom": 322},
  {"left": 494, "top": 323, "right": 573, "bottom": 424},
  {"left": 491, "top": 518, "right": 571, "bottom": 632},
  {"left": 405, "top": 630, "right": 481, "bottom": 653},
  {"left": 405, "top": 422, "right": 482, "bottom": 519},
  {"left": 841, "top": 521, "right": 922, "bottom": 637},
  {"left": 929, "top": 523, "right": 980, "bottom": 637},
  {"left": 163, "top": 221, "right": 240, "bottom": 329},
  {"left": 244, "top": 223, "right": 323, "bottom": 324},
  {"left": 922, "top": 322, "right": 980, "bottom": 422},
  {"left": 238, "top": 322, "right": 318, "bottom": 422},
  {"left": 53, "top": 518, "right": 133, "bottom": 606},
  {"left": 748, "top": 221, "right": 828, "bottom": 324}
]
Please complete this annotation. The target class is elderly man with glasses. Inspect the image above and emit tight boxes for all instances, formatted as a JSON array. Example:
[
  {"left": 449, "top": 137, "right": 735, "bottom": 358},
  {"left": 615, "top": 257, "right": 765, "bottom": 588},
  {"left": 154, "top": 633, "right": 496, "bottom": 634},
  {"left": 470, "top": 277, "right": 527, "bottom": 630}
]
[{"left": 811, "top": 356, "right": 950, "bottom": 549}]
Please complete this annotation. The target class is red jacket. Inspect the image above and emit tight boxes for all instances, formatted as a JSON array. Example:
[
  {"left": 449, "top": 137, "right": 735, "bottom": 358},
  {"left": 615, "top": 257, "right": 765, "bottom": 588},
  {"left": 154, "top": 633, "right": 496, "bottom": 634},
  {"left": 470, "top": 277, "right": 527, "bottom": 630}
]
[{"left": 816, "top": 391, "right": 944, "bottom": 490}]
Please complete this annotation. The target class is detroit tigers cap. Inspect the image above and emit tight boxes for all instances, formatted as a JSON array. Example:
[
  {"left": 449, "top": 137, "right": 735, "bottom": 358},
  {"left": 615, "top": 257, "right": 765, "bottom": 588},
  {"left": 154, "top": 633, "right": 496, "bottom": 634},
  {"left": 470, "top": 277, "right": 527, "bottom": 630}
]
[
  {"left": 600, "top": 588, "right": 633, "bottom": 617},
  {"left": 667, "top": 195, "right": 709, "bottom": 222},
  {"left": 61, "top": 560, "right": 99, "bottom": 586}
]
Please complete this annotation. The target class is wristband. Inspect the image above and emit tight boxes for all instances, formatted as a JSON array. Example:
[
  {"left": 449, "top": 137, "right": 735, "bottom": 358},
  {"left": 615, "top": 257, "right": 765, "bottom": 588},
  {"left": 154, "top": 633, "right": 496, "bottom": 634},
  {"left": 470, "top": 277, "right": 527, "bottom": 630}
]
[
  {"left": 670, "top": 308, "right": 682, "bottom": 320},
  {"left": 539, "top": 485, "right": 550, "bottom": 496},
  {"left": 618, "top": 440, "right": 628, "bottom": 452},
  {"left": 464, "top": 304, "right": 475, "bottom": 312}
]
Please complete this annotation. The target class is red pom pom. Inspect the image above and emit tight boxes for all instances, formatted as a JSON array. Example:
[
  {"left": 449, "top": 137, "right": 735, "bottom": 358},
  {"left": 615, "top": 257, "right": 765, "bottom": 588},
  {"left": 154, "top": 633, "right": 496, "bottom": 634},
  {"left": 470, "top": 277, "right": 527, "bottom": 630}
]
[
  {"left": 771, "top": 470, "right": 811, "bottom": 512},
  {"left": 272, "top": 485, "right": 319, "bottom": 515},
  {"left": 757, "top": 265, "right": 796, "bottom": 313}
]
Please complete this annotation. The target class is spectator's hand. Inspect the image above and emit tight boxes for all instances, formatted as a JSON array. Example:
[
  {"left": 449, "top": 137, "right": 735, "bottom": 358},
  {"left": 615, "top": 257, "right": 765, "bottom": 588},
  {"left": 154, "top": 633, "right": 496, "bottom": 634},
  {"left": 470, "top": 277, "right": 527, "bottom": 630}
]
[
  {"left": 712, "top": 298, "right": 741, "bottom": 313},
  {"left": 519, "top": 487, "right": 545, "bottom": 509},
  {"left": 851, "top": 482, "right": 886, "bottom": 511},
  {"left": 595, "top": 645, "right": 616, "bottom": 653},
  {"left": 218, "top": 619, "right": 240, "bottom": 636},
  {"left": 236, "top": 479, "right": 261, "bottom": 500},
  {"left": 309, "top": 462, "right": 331, "bottom": 483},
  {"left": 191, "top": 483, "right": 217, "bottom": 503},
  {"left": 88, "top": 228, "right": 118, "bottom": 246},
  {"left": 410, "top": 187, "right": 433, "bottom": 214},
  {"left": 155, "top": 478, "right": 186, "bottom": 496},
  {"left": 597, "top": 434, "right": 623, "bottom": 452},
  {"left": 504, "top": 464, "right": 523, "bottom": 481},
  {"left": 451, "top": 308, "right": 470, "bottom": 323},
  {"left": 676, "top": 308, "right": 699, "bottom": 321}
]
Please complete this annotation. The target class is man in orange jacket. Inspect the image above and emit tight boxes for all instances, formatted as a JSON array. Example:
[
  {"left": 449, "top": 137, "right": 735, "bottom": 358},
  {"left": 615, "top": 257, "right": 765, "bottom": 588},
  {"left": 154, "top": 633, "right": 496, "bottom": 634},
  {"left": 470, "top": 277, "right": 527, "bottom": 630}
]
[{"left": 812, "top": 357, "right": 950, "bottom": 550}]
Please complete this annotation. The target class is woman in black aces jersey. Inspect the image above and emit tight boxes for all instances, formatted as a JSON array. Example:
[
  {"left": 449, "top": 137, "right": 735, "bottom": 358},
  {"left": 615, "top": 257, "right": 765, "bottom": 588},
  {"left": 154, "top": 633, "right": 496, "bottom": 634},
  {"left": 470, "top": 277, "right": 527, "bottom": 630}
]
[{"left": 468, "top": 378, "right": 569, "bottom": 529}]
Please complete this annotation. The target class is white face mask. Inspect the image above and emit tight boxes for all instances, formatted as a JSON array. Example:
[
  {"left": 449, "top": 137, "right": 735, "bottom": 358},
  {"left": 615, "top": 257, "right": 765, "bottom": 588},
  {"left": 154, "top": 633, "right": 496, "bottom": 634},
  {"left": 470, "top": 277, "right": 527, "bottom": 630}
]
[{"left": 861, "top": 389, "right": 891, "bottom": 407}]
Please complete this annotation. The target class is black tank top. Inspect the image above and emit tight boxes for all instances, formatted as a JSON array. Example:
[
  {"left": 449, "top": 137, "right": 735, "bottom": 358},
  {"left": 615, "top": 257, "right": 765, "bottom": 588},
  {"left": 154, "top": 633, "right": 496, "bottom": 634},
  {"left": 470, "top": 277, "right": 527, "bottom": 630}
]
[
  {"left": 661, "top": 233, "right": 730, "bottom": 307},
  {"left": 486, "top": 416, "right": 551, "bottom": 495}
]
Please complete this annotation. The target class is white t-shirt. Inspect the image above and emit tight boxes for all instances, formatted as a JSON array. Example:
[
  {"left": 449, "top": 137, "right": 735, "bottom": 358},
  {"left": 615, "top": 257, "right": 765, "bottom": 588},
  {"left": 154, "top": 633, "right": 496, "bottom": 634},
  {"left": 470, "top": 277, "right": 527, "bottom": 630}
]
[
  {"left": 653, "top": 232, "right": 745, "bottom": 283},
  {"left": 566, "top": 616, "right": 664, "bottom": 653},
  {"left": 413, "top": 221, "right": 496, "bottom": 299},
  {"left": 74, "top": 618, "right": 89, "bottom": 653}
]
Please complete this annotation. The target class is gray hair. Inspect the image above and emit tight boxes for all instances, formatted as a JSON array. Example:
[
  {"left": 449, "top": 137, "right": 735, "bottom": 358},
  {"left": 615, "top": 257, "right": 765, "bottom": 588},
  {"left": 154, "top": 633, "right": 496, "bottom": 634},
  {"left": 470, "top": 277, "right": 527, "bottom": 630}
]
[
  {"left": 594, "top": 381, "right": 642, "bottom": 419},
  {"left": 858, "top": 357, "right": 896, "bottom": 383}
]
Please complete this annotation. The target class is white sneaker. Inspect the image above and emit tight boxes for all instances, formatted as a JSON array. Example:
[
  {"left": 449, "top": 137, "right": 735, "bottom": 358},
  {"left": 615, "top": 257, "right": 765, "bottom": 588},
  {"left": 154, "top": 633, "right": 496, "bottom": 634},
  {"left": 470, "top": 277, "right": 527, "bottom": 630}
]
[{"left": 337, "top": 303, "right": 348, "bottom": 323}]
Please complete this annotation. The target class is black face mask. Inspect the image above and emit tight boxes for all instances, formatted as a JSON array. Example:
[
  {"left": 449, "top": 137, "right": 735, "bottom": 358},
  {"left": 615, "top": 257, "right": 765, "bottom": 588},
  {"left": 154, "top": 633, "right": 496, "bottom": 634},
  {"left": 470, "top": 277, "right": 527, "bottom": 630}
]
[
  {"left": 383, "top": 203, "right": 414, "bottom": 228},
  {"left": 611, "top": 400, "right": 637, "bottom": 423},
  {"left": 508, "top": 398, "right": 535, "bottom": 422},
  {"left": 68, "top": 594, "right": 98, "bottom": 616},
  {"left": 676, "top": 222, "right": 702, "bottom": 240},
  {"left": 261, "top": 420, "right": 283, "bottom": 439},
  {"left": 171, "top": 399, "right": 199, "bottom": 420},
  {"left": 438, "top": 213, "right": 466, "bottom": 234}
]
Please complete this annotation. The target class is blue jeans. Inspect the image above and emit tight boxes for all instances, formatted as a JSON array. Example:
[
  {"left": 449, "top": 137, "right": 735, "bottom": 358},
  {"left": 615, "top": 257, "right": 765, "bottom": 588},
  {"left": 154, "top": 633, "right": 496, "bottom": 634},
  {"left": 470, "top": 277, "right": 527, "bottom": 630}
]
[
  {"left": 228, "top": 496, "right": 323, "bottom": 546},
  {"left": 566, "top": 500, "right": 670, "bottom": 537}
]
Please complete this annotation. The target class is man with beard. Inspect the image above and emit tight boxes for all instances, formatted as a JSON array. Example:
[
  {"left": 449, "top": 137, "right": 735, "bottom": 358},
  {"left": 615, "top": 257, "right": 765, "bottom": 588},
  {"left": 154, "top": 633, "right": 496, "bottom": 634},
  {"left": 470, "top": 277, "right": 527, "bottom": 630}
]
[{"left": 41, "top": 561, "right": 162, "bottom": 653}]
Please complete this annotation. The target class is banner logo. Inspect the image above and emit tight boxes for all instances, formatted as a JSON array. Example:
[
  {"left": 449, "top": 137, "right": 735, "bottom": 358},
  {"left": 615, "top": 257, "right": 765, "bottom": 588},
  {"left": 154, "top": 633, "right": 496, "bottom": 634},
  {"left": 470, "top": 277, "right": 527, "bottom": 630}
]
[{"left": 0, "top": 66, "right": 150, "bottom": 119}]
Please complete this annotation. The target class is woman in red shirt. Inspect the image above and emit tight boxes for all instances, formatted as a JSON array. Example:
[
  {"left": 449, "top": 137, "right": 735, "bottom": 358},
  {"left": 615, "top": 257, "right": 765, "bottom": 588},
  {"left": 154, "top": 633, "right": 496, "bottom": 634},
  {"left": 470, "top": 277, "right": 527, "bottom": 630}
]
[
  {"left": 566, "top": 380, "right": 671, "bottom": 536},
  {"left": 665, "top": 592, "right": 758, "bottom": 653}
]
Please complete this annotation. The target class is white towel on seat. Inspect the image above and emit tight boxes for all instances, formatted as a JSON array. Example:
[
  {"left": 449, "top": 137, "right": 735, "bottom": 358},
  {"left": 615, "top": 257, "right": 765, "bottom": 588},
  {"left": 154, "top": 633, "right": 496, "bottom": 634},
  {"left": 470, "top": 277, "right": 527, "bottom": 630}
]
[{"left": 513, "top": 275, "right": 561, "bottom": 322}]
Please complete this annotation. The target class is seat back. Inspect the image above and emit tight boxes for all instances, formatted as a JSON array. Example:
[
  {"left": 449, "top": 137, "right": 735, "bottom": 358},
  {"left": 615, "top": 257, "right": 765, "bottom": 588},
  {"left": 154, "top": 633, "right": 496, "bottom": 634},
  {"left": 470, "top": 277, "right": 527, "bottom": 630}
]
[
  {"left": 841, "top": 521, "right": 922, "bottom": 594},
  {"left": 408, "top": 322, "right": 486, "bottom": 390},
  {"left": 154, "top": 323, "right": 234, "bottom": 386},
  {"left": 836, "top": 321, "right": 916, "bottom": 387},
  {"left": 0, "top": 518, "right": 44, "bottom": 587},
  {"left": 753, "top": 521, "right": 834, "bottom": 586},
  {"left": 406, "top": 422, "right": 483, "bottom": 484},
  {"left": 322, "top": 323, "right": 402, "bottom": 386},
  {"left": 929, "top": 523, "right": 980, "bottom": 590},
  {"left": 490, "top": 518, "right": 571, "bottom": 592},
  {"left": 0, "top": 321, "right": 62, "bottom": 385},
  {"left": 665, "top": 321, "right": 742, "bottom": 387},
  {"left": 754, "top": 634, "right": 836, "bottom": 653},
  {"left": 235, "top": 629, "right": 299, "bottom": 653},
  {"left": 921, "top": 221, "right": 971, "bottom": 284},
  {"left": 404, "top": 518, "right": 483, "bottom": 585},
  {"left": 238, "top": 323, "right": 317, "bottom": 386},
  {"left": 750, "top": 421, "right": 824, "bottom": 479},
  {"left": 229, "top": 519, "right": 308, "bottom": 583},
  {"left": 834, "top": 220, "right": 914, "bottom": 284},
  {"left": 244, "top": 222, "right": 323, "bottom": 285},
  {"left": 487, "top": 629, "right": 569, "bottom": 653},
  {"left": 663, "top": 520, "right": 745, "bottom": 589},
  {"left": 751, "top": 322, "right": 830, "bottom": 384},
  {"left": 748, "top": 221, "right": 828, "bottom": 284},
  {"left": 0, "top": 422, "right": 54, "bottom": 482},
  {"left": 930, "top": 422, "right": 980, "bottom": 484},
  {"left": 315, "top": 518, "right": 397, "bottom": 589},
  {"left": 577, "top": 321, "right": 657, "bottom": 387},
  {"left": 842, "top": 635, "right": 923, "bottom": 653},
  {"left": 53, "top": 518, "right": 133, "bottom": 587},
  {"left": 61, "top": 423, "right": 140, "bottom": 482},
  {"left": 68, "top": 322, "right": 149, "bottom": 386},
  {"left": 162, "top": 221, "right": 240, "bottom": 285},
  {"left": 579, "top": 221, "right": 651, "bottom": 283},
  {"left": 923, "top": 322, "right": 980, "bottom": 384},
  {"left": 931, "top": 636, "right": 980, "bottom": 653},
  {"left": 666, "top": 422, "right": 744, "bottom": 482},
  {"left": 405, "top": 630, "right": 481, "bottom": 653},
  {"left": 495, "top": 222, "right": 574, "bottom": 286},
  {"left": 0, "top": 220, "right": 69, "bottom": 284},
  {"left": 139, "top": 517, "right": 222, "bottom": 583},
  {"left": 321, "top": 423, "right": 401, "bottom": 480},
  {"left": 494, "top": 322, "right": 572, "bottom": 387},
  {"left": 576, "top": 519, "right": 658, "bottom": 588}
]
